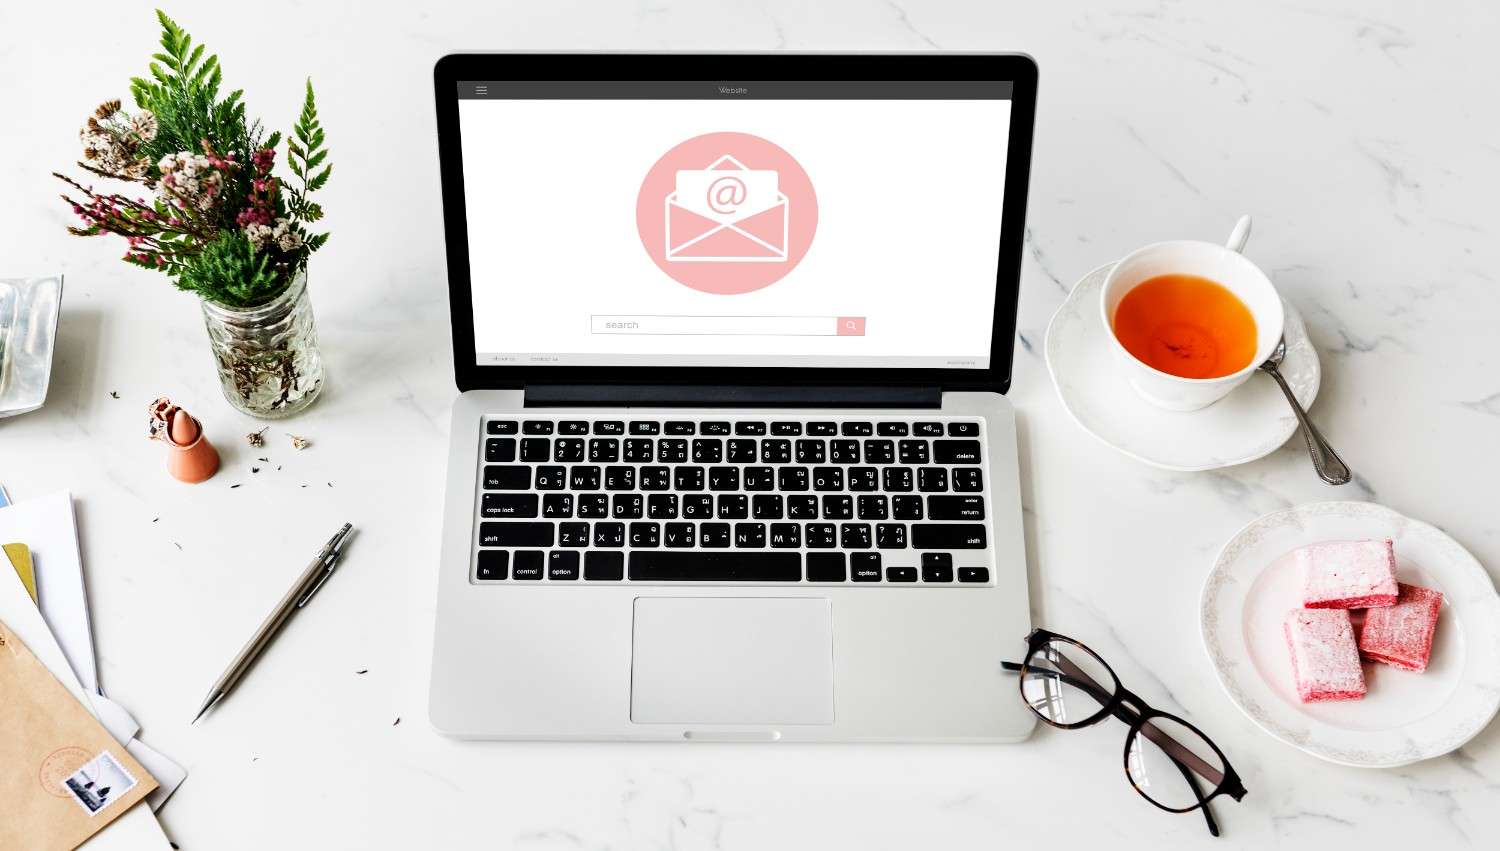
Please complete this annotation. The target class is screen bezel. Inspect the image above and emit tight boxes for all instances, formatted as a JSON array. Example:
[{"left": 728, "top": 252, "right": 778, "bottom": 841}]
[{"left": 434, "top": 53, "right": 1037, "bottom": 394}]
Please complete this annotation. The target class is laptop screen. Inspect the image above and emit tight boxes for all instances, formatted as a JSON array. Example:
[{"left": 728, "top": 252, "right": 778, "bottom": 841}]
[{"left": 456, "top": 80, "right": 1013, "bottom": 370}]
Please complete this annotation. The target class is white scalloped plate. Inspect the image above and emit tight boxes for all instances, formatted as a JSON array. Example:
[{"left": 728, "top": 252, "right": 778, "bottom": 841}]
[
  {"left": 1201, "top": 501, "right": 1500, "bottom": 767},
  {"left": 1045, "top": 263, "right": 1320, "bottom": 471}
]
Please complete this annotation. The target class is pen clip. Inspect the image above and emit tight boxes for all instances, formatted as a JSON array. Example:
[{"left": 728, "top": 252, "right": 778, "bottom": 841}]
[{"left": 296, "top": 565, "right": 333, "bottom": 608}]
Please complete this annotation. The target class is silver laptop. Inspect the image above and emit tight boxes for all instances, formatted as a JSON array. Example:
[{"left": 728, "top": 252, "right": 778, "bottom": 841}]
[{"left": 428, "top": 53, "right": 1039, "bottom": 741}]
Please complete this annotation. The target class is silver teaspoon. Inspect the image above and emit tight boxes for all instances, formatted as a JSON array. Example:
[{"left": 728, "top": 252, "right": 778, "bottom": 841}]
[{"left": 1259, "top": 338, "right": 1351, "bottom": 485}]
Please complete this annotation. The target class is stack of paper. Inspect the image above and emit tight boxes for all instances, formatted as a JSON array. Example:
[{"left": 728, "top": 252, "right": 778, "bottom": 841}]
[{"left": 0, "top": 490, "right": 178, "bottom": 850}]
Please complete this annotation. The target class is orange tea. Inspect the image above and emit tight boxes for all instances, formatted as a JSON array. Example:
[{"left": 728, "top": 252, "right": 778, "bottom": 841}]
[{"left": 1111, "top": 274, "right": 1257, "bottom": 379}]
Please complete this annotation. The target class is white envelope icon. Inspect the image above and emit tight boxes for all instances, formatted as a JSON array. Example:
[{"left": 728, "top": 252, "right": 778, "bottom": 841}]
[{"left": 665, "top": 155, "right": 789, "bottom": 262}]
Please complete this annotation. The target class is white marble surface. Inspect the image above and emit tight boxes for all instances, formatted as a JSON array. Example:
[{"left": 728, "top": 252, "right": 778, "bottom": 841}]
[{"left": 3, "top": 1, "right": 1498, "bottom": 848}]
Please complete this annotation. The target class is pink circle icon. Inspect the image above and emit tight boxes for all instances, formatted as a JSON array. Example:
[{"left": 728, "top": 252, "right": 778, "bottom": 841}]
[{"left": 636, "top": 132, "right": 817, "bottom": 295}]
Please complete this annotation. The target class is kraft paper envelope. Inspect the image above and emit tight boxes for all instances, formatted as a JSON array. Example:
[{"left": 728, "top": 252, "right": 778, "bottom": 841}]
[{"left": 0, "top": 619, "right": 158, "bottom": 851}]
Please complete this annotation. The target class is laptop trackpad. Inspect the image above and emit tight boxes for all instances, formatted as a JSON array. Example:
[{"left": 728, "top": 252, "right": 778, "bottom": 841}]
[{"left": 630, "top": 597, "right": 834, "bottom": 725}]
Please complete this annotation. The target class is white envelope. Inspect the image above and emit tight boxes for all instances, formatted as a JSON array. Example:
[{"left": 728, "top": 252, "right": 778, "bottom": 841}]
[{"left": 665, "top": 154, "right": 789, "bottom": 262}]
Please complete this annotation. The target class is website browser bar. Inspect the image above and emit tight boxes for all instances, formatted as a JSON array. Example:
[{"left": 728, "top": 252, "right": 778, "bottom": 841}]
[{"left": 591, "top": 315, "right": 866, "bottom": 337}]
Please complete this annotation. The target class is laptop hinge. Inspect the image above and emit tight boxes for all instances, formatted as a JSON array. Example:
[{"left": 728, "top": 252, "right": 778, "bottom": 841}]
[{"left": 523, "top": 384, "right": 942, "bottom": 409}]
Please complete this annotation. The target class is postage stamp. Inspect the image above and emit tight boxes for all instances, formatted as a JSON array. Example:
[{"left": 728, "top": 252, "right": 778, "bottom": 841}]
[{"left": 59, "top": 750, "right": 137, "bottom": 816}]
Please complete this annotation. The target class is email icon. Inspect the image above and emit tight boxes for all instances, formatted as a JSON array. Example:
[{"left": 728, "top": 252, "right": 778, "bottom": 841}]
[{"left": 665, "top": 155, "right": 789, "bottom": 262}]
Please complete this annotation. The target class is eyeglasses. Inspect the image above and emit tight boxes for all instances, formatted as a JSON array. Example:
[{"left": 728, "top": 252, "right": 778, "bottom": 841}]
[{"left": 1003, "top": 628, "right": 1247, "bottom": 837}]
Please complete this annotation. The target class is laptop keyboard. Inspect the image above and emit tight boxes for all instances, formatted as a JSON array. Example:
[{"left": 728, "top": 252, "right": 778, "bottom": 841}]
[{"left": 471, "top": 417, "right": 994, "bottom": 585}]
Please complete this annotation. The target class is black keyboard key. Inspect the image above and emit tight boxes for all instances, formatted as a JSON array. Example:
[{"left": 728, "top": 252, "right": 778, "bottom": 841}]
[
  {"left": 623, "top": 438, "right": 654, "bottom": 462},
  {"left": 734, "top": 421, "right": 767, "bottom": 435},
  {"left": 898, "top": 440, "right": 929, "bottom": 464},
  {"left": 674, "top": 467, "right": 705, "bottom": 491},
  {"left": 559, "top": 420, "right": 589, "bottom": 435},
  {"left": 665, "top": 421, "right": 695, "bottom": 435},
  {"left": 542, "top": 494, "right": 573, "bottom": 518},
  {"left": 630, "top": 421, "right": 660, "bottom": 435},
  {"left": 513, "top": 550, "right": 545, "bottom": 579},
  {"left": 947, "top": 422, "right": 980, "bottom": 436},
  {"left": 487, "top": 420, "right": 518, "bottom": 435},
  {"left": 647, "top": 494, "right": 679, "bottom": 519},
  {"left": 934, "top": 440, "right": 982, "bottom": 464},
  {"left": 569, "top": 465, "right": 601, "bottom": 490},
  {"left": 588, "top": 439, "right": 619, "bottom": 462},
  {"left": 876, "top": 523, "right": 908, "bottom": 549},
  {"left": 520, "top": 438, "right": 550, "bottom": 462},
  {"left": 841, "top": 523, "right": 872, "bottom": 549},
  {"left": 777, "top": 467, "right": 809, "bottom": 492},
  {"left": 812, "top": 467, "right": 843, "bottom": 491},
  {"left": 769, "top": 522, "right": 801, "bottom": 548},
  {"left": 716, "top": 494, "right": 749, "bottom": 519},
  {"left": 640, "top": 466, "right": 671, "bottom": 491},
  {"left": 787, "top": 495, "right": 818, "bottom": 519},
  {"left": 682, "top": 495, "right": 713, "bottom": 519},
  {"left": 727, "top": 439, "right": 757, "bottom": 463},
  {"left": 918, "top": 468, "right": 949, "bottom": 492},
  {"left": 892, "top": 495, "right": 924, "bottom": 520},
  {"left": 534, "top": 466, "right": 565, "bottom": 490},
  {"left": 658, "top": 438, "right": 688, "bottom": 463},
  {"left": 629, "top": 551, "right": 802, "bottom": 582},
  {"left": 852, "top": 557, "right": 883, "bottom": 582},
  {"left": 548, "top": 551, "right": 580, "bottom": 580},
  {"left": 481, "top": 521, "right": 554, "bottom": 547},
  {"left": 484, "top": 465, "right": 532, "bottom": 490},
  {"left": 475, "top": 550, "right": 507, "bottom": 580},
  {"left": 692, "top": 439, "right": 723, "bottom": 463},
  {"left": 795, "top": 439, "right": 826, "bottom": 463},
  {"left": 807, "top": 552, "right": 846, "bottom": 582},
  {"left": 699, "top": 522, "right": 730, "bottom": 548},
  {"left": 753, "top": 494, "right": 784, "bottom": 519},
  {"left": 604, "top": 466, "right": 636, "bottom": 491},
  {"left": 592, "top": 522, "right": 625, "bottom": 547},
  {"left": 486, "top": 438, "right": 517, "bottom": 462},
  {"left": 805, "top": 523, "right": 836, "bottom": 548},
  {"left": 761, "top": 439, "right": 792, "bottom": 463},
  {"left": 886, "top": 566, "right": 917, "bottom": 583},
  {"left": 708, "top": 467, "right": 740, "bottom": 491},
  {"left": 928, "top": 495, "right": 986, "bottom": 520},
  {"left": 482, "top": 493, "right": 538, "bottom": 518},
  {"left": 593, "top": 421, "right": 625, "bottom": 435},
  {"left": 772, "top": 421, "right": 802, "bottom": 435},
  {"left": 558, "top": 522, "right": 588, "bottom": 547},
  {"left": 882, "top": 467, "right": 913, "bottom": 492},
  {"left": 577, "top": 494, "right": 609, "bottom": 518},
  {"left": 863, "top": 440, "right": 894, "bottom": 464},
  {"left": 522, "top": 420, "right": 554, "bottom": 435},
  {"left": 958, "top": 567, "right": 991, "bottom": 583},
  {"left": 912, "top": 524, "right": 988, "bottom": 549},
  {"left": 857, "top": 495, "right": 888, "bottom": 519},
  {"left": 664, "top": 522, "right": 695, "bottom": 547},
  {"left": 914, "top": 422, "right": 944, "bottom": 436},
  {"left": 611, "top": 494, "right": 643, "bottom": 519},
  {"left": 849, "top": 467, "right": 878, "bottom": 491},
  {"left": 734, "top": 522, "right": 766, "bottom": 548},
  {"left": 921, "top": 552, "right": 954, "bottom": 583},
  {"left": 553, "top": 438, "right": 585, "bottom": 462},
  {"left": 743, "top": 466, "right": 775, "bottom": 491},
  {"left": 629, "top": 521, "right": 660, "bottom": 547},
  {"left": 807, "top": 421, "right": 837, "bottom": 436},
  {"left": 830, "top": 439, "right": 860, "bottom": 464},
  {"left": 584, "top": 551, "right": 624, "bottom": 580},
  {"left": 700, "top": 421, "right": 731, "bottom": 435},
  {"left": 822, "top": 495, "right": 853, "bottom": 519},
  {"left": 877, "top": 422, "right": 909, "bottom": 436},
  {"left": 841, "top": 421, "right": 873, "bottom": 436},
  {"left": 953, "top": 469, "right": 984, "bottom": 492}
]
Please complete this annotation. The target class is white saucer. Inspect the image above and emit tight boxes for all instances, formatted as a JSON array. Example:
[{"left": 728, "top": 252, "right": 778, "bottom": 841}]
[
  {"left": 1200, "top": 501, "right": 1500, "bottom": 767},
  {"left": 1044, "top": 263, "right": 1321, "bottom": 471}
]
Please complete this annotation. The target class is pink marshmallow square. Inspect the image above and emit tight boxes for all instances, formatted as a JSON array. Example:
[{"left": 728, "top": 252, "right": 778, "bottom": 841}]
[{"left": 1298, "top": 538, "right": 1398, "bottom": 609}]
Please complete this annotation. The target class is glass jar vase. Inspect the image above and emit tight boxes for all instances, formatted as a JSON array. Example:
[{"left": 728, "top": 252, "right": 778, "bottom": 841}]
[{"left": 200, "top": 270, "right": 325, "bottom": 418}]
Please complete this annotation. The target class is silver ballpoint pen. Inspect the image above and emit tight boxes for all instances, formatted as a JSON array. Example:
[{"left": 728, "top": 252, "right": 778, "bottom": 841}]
[{"left": 193, "top": 523, "right": 354, "bottom": 723}]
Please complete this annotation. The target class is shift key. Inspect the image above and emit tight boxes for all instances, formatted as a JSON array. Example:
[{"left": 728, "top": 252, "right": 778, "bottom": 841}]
[
  {"left": 912, "top": 523, "right": 987, "bottom": 549},
  {"left": 479, "top": 522, "right": 555, "bottom": 547}
]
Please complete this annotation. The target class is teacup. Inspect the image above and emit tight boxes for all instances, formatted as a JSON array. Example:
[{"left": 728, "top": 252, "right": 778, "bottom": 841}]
[{"left": 1099, "top": 216, "right": 1284, "bottom": 411}]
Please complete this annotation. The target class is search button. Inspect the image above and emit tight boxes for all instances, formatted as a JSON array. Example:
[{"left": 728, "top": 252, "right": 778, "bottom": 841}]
[{"left": 837, "top": 317, "right": 866, "bottom": 337}]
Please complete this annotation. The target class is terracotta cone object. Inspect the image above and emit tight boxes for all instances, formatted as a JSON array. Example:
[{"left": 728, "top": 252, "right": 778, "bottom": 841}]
[{"left": 165, "top": 409, "right": 219, "bottom": 483}]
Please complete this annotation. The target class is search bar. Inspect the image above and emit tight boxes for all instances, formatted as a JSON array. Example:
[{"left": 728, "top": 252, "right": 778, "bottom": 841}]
[{"left": 591, "top": 315, "right": 866, "bottom": 336}]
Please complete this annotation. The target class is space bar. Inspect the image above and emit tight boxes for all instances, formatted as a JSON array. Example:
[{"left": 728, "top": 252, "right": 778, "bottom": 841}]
[{"left": 629, "top": 552, "right": 802, "bottom": 581}]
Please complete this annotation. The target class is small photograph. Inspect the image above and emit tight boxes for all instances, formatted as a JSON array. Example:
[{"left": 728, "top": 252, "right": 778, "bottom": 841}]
[{"left": 61, "top": 750, "right": 137, "bottom": 816}]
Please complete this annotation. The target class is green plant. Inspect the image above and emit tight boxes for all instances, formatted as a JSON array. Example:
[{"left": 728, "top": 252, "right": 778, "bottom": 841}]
[{"left": 54, "top": 10, "right": 331, "bottom": 309}]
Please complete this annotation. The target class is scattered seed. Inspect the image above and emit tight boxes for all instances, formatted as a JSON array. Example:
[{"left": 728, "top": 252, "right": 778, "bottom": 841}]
[
  {"left": 152, "top": 517, "right": 159, "bottom": 523},
  {"left": 257, "top": 457, "right": 270, "bottom": 463},
  {"left": 173, "top": 542, "right": 182, "bottom": 550},
  {"left": 251, "top": 467, "right": 260, "bottom": 474},
  {"left": 109, "top": 391, "right": 120, "bottom": 399},
  {"left": 392, "top": 717, "right": 401, "bottom": 727},
  {"left": 230, "top": 484, "right": 242, "bottom": 489},
  {"left": 355, "top": 669, "right": 368, "bottom": 675}
]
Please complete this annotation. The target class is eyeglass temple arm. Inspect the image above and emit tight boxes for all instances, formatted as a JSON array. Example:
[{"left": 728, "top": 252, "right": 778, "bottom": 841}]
[
  {"left": 1004, "top": 659, "right": 1228, "bottom": 789},
  {"left": 1170, "top": 751, "right": 1220, "bottom": 837}
]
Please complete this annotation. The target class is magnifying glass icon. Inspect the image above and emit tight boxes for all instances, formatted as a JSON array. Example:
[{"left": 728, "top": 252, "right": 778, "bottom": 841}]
[{"left": 836, "top": 317, "right": 866, "bottom": 336}]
